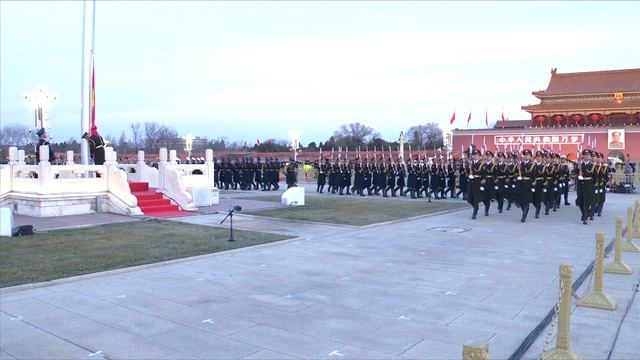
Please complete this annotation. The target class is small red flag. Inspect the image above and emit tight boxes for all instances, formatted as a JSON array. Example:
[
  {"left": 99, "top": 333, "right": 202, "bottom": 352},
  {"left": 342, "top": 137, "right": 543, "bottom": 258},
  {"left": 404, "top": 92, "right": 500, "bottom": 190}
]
[
  {"left": 485, "top": 109, "right": 488, "bottom": 127},
  {"left": 467, "top": 112, "right": 471, "bottom": 126},
  {"left": 501, "top": 111, "right": 506, "bottom": 128},
  {"left": 449, "top": 112, "right": 456, "bottom": 126}
]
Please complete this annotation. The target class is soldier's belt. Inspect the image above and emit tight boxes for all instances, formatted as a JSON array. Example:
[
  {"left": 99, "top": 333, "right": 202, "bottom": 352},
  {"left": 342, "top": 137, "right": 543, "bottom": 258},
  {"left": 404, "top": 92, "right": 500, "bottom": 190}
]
[
  {"left": 484, "top": 176, "right": 493, "bottom": 179},
  {"left": 581, "top": 177, "right": 593, "bottom": 180},
  {"left": 498, "top": 176, "right": 506, "bottom": 179},
  {"left": 535, "top": 177, "right": 543, "bottom": 180},
  {"left": 95, "top": 145, "right": 104, "bottom": 148}
]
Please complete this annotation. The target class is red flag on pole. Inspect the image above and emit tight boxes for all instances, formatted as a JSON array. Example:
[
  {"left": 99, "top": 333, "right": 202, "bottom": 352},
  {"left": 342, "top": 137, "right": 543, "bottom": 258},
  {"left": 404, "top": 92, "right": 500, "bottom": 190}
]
[
  {"left": 466, "top": 112, "right": 471, "bottom": 126},
  {"left": 449, "top": 112, "right": 456, "bottom": 126},
  {"left": 501, "top": 111, "right": 506, "bottom": 128},
  {"left": 90, "top": 59, "right": 97, "bottom": 134},
  {"left": 485, "top": 108, "right": 488, "bottom": 127}
]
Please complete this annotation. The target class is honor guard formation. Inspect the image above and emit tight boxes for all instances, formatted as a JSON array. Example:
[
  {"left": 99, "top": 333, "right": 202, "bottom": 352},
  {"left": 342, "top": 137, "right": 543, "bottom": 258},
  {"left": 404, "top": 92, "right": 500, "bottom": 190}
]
[
  {"left": 467, "top": 147, "right": 609, "bottom": 224},
  {"left": 213, "top": 157, "right": 300, "bottom": 191},
  {"left": 314, "top": 148, "right": 465, "bottom": 201}
]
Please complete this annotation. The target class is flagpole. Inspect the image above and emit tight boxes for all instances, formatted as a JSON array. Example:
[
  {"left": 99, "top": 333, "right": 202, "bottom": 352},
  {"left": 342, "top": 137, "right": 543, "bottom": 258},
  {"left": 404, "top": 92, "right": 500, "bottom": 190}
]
[{"left": 80, "top": 0, "right": 96, "bottom": 165}]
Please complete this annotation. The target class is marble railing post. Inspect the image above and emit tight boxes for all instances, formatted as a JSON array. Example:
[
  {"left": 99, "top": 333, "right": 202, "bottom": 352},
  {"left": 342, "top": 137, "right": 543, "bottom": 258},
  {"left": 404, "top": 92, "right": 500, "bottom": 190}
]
[
  {"left": 8, "top": 147, "right": 18, "bottom": 165},
  {"left": 159, "top": 148, "right": 168, "bottom": 190},
  {"left": 206, "top": 149, "right": 215, "bottom": 187},
  {"left": 66, "top": 151, "right": 75, "bottom": 165},
  {"left": 38, "top": 145, "right": 53, "bottom": 192}
]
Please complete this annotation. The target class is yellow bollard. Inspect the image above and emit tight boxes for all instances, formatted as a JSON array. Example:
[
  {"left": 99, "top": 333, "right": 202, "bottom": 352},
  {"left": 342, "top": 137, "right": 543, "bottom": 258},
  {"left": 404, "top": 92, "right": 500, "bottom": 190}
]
[
  {"left": 462, "top": 343, "right": 489, "bottom": 360},
  {"left": 621, "top": 207, "right": 640, "bottom": 253},
  {"left": 542, "top": 264, "right": 583, "bottom": 360},
  {"left": 577, "top": 233, "right": 617, "bottom": 310},
  {"left": 633, "top": 200, "right": 640, "bottom": 238},
  {"left": 605, "top": 216, "right": 632, "bottom": 274}
]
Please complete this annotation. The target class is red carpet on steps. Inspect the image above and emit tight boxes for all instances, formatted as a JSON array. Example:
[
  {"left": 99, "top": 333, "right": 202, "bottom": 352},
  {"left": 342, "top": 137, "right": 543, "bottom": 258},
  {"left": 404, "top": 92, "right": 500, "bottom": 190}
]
[{"left": 128, "top": 182, "right": 194, "bottom": 218}]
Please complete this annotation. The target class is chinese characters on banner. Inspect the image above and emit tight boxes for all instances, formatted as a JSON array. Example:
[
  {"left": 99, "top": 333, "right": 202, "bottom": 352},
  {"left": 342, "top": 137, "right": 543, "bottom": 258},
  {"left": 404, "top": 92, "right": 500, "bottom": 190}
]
[{"left": 493, "top": 134, "right": 584, "bottom": 146}]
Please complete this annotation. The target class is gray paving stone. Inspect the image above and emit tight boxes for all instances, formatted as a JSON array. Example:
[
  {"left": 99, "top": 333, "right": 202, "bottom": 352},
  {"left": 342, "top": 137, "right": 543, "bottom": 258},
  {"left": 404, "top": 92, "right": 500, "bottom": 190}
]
[
  {"left": 155, "top": 307, "right": 257, "bottom": 336},
  {"left": 2, "top": 192, "right": 638, "bottom": 359},
  {"left": 399, "top": 338, "right": 462, "bottom": 359},
  {"left": 0, "top": 350, "right": 16, "bottom": 360},
  {"left": 68, "top": 327, "right": 179, "bottom": 359},
  {"left": 242, "top": 349, "right": 301, "bottom": 359},
  {"left": 0, "top": 315, "right": 89, "bottom": 359},
  {"left": 147, "top": 327, "right": 260, "bottom": 359}
]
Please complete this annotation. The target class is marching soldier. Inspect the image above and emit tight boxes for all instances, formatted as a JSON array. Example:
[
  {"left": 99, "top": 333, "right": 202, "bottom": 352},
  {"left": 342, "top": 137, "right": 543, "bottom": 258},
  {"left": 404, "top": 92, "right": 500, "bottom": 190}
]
[
  {"left": 482, "top": 151, "right": 497, "bottom": 216},
  {"left": 532, "top": 151, "right": 545, "bottom": 218},
  {"left": 495, "top": 152, "right": 508, "bottom": 213},
  {"left": 457, "top": 156, "right": 468, "bottom": 200},
  {"left": 559, "top": 155, "right": 571, "bottom": 206},
  {"left": 467, "top": 149, "right": 484, "bottom": 219},
  {"left": 575, "top": 149, "right": 596, "bottom": 224},
  {"left": 594, "top": 152, "right": 608, "bottom": 217},
  {"left": 506, "top": 153, "right": 519, "bottom": 210},
  {"left": 517, "top": 149, "right": 536, "bottom": 222}
]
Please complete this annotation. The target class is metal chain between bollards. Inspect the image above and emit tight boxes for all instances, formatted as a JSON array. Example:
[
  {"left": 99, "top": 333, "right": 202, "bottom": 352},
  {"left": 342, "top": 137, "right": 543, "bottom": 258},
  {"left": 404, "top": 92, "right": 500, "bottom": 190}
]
[
  {"left": 572, "top": 242, "right": 600, "bottom": 300},
  {"left": 540, "top": 275, "right": 565, "bottom": 359}
]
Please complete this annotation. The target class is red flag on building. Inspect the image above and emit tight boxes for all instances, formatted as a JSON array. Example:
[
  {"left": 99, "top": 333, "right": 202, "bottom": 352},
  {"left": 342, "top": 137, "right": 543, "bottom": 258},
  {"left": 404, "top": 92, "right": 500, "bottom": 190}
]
[
  {"left": 501, "top": 111, "right": 506, "bottom": 128},
  {"left": 449, "top": 112, "right": 456, "bottom": 126},
  {"left": 466, "top": 112, "right": 471, "bottom": 126},
  {"left": 256, "top": 138, "right": 261, "bottom": 145}
]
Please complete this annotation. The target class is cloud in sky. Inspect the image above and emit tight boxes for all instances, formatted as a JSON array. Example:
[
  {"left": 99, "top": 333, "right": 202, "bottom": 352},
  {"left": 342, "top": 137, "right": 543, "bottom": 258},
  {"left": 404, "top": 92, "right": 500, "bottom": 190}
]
[{"left": 1, "top": 1, "right": 639, "bottom": 145}]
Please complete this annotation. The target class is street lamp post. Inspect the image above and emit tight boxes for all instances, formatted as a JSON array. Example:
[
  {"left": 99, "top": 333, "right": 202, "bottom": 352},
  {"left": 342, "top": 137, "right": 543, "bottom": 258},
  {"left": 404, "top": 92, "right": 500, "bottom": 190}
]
[
  {"left": 288, "top": 130, "right": 301, "bottom": 162},
  {"left": 25, "top": 87, "right": 56, "bottom": 130},
  {"left": 184, "top": 134, "right": 195, "bottom": 161}
]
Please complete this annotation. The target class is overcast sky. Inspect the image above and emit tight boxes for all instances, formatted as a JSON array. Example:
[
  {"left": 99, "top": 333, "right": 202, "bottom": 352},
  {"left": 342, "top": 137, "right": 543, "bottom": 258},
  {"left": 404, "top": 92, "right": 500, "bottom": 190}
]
[{"left": 1, "top": 1, "right": 638, "bottom": 145}]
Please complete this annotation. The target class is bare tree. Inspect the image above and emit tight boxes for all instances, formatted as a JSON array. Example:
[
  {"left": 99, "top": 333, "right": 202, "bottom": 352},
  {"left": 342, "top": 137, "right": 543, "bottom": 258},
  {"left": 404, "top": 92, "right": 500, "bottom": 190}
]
[
  {"left": 406, "top": 123, "right": 443, "bottom": 150},
  {"left": 118, "top": 130, "right": 129, "bottom": 154},
  {"left": 143, "top": 121, "right": 178, "bottom": 152},
  {"left": 332, "top": 122, "right": 379, "bottom": 147},
  {"left": 0, "top": 124, "right": 32, "bottom": 147},
  {"left": 130, "top": 122, "right": 144, "bottom": 150}
]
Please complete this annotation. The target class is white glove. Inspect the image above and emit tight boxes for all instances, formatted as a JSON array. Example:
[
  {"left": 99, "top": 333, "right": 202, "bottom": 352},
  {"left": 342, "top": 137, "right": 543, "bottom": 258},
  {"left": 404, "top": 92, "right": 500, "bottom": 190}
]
[
  {"left": 468, "top": 175, "right": 475, "bottom": 179},
  {"left": 543, "top": 189, "right": 547, "bottom": 193},
  {"left": 480, "top": 186, "right": 485, "bottom": 191},
  {"left": 531, "top": 188, "right": 536, "bottom": 192},
  {"left": 512, "top": 185, "right": 516, "bottom": 188},
  {"left": 578, "top": 175, "right": 584, "bottom": 180},
  {"left": 504, "top": 185, "right": 509, "bottom": 189},
  {"left": 494, "top": 186, "right": 499, "bottom": 190},
  {"left": 517, "top": 176, "right": 522, "bottom": 180}
]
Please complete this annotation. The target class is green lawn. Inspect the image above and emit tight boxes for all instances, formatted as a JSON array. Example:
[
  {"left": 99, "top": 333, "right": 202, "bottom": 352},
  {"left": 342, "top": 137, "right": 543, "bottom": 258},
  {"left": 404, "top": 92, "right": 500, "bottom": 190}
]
[
  {"left": 0, "top": 219, "right": 292, "bottom": 288},
  {"left": 244, "top": 195, "right": 467, "bottom": 226}
]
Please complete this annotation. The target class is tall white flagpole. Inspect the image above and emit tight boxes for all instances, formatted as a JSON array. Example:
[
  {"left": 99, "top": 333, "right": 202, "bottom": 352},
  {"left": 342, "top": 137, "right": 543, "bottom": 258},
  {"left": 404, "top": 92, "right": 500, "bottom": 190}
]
[{"left": 80, "top": 0, "right": 96, "bottom": 165}]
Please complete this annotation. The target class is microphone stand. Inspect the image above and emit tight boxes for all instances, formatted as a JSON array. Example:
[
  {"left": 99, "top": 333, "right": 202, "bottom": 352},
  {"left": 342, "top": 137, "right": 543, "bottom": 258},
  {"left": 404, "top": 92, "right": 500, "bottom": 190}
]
[{"left": 220, "top": 206, "right": 241, "bottom": 241}]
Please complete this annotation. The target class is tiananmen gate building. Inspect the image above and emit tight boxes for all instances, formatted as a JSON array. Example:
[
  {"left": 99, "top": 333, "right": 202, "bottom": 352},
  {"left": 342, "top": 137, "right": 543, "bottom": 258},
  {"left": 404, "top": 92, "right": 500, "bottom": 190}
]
[{"left": 452, "top": 68, "right": 640, "bottom": 161}]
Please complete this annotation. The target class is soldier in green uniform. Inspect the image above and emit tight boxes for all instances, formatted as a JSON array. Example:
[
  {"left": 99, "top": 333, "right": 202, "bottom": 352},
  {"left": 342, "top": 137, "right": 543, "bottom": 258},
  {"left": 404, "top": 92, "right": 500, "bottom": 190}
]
[
  {"left": 467, "top": 149, "right": 484, "bottom": 219},
  {"left": 482, "top": 151, "right": 497, "bottom": 216},
  {"left": 575, "top": 149, "right": 596, "bottom": 224},
  {"left": 517, "top": 149, "right": 536, "bottom": 222}
]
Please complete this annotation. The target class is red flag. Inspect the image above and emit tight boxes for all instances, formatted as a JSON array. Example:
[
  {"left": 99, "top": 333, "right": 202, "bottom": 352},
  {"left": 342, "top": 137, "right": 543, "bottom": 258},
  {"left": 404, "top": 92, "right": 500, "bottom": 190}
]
[
  {"left": 467, "top": 112, "right": 471, "bottom": 126},
  {"left": 485, "top": 109, "right": 488, "bottom": 127},
  {"left": 449, "top": 112, "right": 456, "bottom": 125},
  {"left": 501, "top": 111, "right": 506, "bottom": 128},
  {"left": 256, "top": 138, "right": 260, "bottom": 145},
  {"left": 90, "top": 60, "right": 96, "bottom": 131}
]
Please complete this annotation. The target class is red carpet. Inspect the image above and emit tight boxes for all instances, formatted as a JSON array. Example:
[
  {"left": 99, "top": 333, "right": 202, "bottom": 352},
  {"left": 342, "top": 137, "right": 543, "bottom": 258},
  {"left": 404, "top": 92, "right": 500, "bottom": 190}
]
[{"left": 129, "top": 182, "right": 194, "bottom": 217}]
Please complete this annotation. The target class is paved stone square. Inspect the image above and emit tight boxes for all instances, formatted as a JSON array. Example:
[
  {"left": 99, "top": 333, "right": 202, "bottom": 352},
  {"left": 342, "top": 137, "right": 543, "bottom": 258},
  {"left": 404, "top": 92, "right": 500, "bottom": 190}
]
[{"left": 1, "top": 190, "right": 639, "bottom": 359}]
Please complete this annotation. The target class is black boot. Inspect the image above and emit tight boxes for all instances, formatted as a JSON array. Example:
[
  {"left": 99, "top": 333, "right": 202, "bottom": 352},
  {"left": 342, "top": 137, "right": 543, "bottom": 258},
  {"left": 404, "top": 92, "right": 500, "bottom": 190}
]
[
  {"left": 535, "top": 205, "right": 540, "bottom": 218},
  {"left": 484, "top": 204, "right": 489, "bottom": 216},
  {"left": 544, "top": 204, "right": 549, "bottom": 215},
  {"left": 472, "top": 206, "right": 478, "bottom": 219},
  {"left": 521, "top": 206, "right": 529, "bottom": 222},
  {"left": 506, "top": 201, "right": 511, "bottom": 211},
  {"left": 383, "top": 189, "right": 389, "bottom": 198}
]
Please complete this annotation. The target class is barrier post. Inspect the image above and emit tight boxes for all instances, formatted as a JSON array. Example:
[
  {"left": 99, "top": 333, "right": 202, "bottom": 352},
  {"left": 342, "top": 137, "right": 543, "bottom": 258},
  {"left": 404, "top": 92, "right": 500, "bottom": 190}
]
[
  {"left": 462, "top": 343, "right": 489, "bottom": 360},
  {"left": 605, "top": 216, "right": 632, "bottom": 274},
  {"left": 542, "top": 264, "right": 582, "bottom": 360},
  {"left": 577, "top": 233, "right": 617, "bottom": 310},
  {"left": 633, "top": 200, "right": 640, "bottom": 238},
  {"left": 622, "top": 207, "right": 640, "bottom": 252}
]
